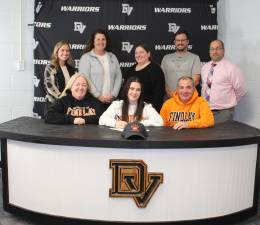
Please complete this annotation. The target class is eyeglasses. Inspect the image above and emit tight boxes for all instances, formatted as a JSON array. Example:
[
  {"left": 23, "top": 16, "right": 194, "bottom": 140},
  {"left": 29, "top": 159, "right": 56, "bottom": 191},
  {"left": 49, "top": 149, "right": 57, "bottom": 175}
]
[
  {"left": 175, "top": 39, "right": 187, "bottom": 42},
  {"left": 210, "top": 47, "right": 224, "bottom": 51}
]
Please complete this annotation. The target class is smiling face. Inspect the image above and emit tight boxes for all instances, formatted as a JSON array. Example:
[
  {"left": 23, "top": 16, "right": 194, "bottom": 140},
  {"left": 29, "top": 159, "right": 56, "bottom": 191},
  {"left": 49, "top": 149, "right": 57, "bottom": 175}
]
[
  {"left": 135, "top": 46, "right": 150, "bottom": 65},
  {"left": 127, "top": 81, "right": 142, "bottom": 104},
  {"left": 174, "top": 33, "right": 189, "bottom": 52},
  {"left": 93, "top": 33, "right": 107, "bottom": 53},
  {"left": 177, "top": 78, "right": 195, "bottom": 103},
  {"left": 57, "top": 44, "right": 70, "bottom": 63},
  {"left": 71, "top": 76, "right": 88, "bottom": 101}
]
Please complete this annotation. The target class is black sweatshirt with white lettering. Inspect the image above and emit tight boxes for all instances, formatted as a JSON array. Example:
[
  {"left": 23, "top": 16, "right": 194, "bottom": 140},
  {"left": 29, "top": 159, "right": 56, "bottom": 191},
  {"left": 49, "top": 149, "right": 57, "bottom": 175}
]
[{"left": 45, "top": 92, "right": 105, "bottom": 124}]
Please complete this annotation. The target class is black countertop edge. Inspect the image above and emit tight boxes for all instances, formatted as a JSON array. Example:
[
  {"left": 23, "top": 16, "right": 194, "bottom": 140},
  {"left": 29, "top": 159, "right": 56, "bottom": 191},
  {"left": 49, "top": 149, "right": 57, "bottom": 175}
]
[{"left": 1, "top": 133, "right": 259, "bottom": 149}]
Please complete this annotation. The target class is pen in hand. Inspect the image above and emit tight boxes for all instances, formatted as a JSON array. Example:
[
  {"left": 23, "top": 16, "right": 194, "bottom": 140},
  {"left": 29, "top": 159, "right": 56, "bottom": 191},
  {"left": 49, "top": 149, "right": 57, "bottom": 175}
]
[
  {"left": 115, "top": 115, "right": 127, "bottom": 129},
  {"left": 115, "top": 114, "right": 121, "bottom": 121}
]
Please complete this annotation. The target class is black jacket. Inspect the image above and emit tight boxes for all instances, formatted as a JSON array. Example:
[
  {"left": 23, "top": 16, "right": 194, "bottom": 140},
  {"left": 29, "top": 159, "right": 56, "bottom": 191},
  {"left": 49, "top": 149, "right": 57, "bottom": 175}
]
[{"left": 45, "top": 92, "right": 105, "bottom": 124}]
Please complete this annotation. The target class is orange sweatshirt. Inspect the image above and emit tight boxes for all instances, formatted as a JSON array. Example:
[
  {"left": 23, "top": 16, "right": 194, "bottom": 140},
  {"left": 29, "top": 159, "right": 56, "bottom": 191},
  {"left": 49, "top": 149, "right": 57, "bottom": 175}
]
[{"left": 160, "top": 90, "right": 214, "bottom": 128}]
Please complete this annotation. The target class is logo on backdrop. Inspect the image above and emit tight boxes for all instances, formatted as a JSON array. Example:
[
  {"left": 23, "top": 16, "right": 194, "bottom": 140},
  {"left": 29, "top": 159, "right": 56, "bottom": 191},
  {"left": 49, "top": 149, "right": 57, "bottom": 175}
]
[
  {"left": 168, "top": 23, "right": 180, "bottom": 33},
  {"left": 154, "top": 44, "right": 192, "bottom": 51},
  {"left": 69, "top": 44, "right": 86, "bottom": 50},
  {"left": 201, "top": 25, "right": 218, "bottom": 30},
  {"left": 110, "top": 159, "right": 163, "bottom": 208},
  {"left": 122, "top": 3, "right": 133, "bottom": 16},
  {"left": 35, "top": 1, "right": 43, "bottom": 14},
  {"left": 74, "top": 22, "right": 86, "bottom": 34},
  {"left": 74, "top": 59, "right": 80, "bottom": 69},
  {"left": 119, "top": 62, "right": 135, "bottom": 68},
  {"left": 34, "top": 22, "right": 52, "bottom": 29},
  {"left": 209, "top": 4, "right": 216, "bottom": 14},
  {"left": 61, "top": 6, "right": 100, "bottom": 12},
  {"left": 154, "top": 7, "right": 191, "bottom": 14},
  {"left": 108, "top": 25, "right": 147, "bottom": 31},
  {"left": 33, "top": 75, "right": 40, "bottom": 87},
  {"left": 33, "top": 38, "right": 39, "bottom": 50},
  {"left": 33, "top": 59, "right": 49, "bottom": 65},
  {"left": 34, "top": 96, "right": 46, "bottom": 103},
  {"left": 121, "top": 42, "right": 134, "bottom": 53}
]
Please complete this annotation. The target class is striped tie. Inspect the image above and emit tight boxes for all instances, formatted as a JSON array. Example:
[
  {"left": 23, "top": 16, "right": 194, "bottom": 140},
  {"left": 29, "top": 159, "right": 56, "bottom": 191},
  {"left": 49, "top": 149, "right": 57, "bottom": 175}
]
[{"left": 204, "top": 63, "right": 216, "bottom": 102}]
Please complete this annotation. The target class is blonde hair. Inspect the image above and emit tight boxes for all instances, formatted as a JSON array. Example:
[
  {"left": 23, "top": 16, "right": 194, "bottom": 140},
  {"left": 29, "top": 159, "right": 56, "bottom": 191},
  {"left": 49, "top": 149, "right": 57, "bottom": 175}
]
[
  {"left": 50, "top": 40, "right": 73, "bottom": 68},
  {"left": 59, "top": 73, "right": 90, "bottom": 98}
]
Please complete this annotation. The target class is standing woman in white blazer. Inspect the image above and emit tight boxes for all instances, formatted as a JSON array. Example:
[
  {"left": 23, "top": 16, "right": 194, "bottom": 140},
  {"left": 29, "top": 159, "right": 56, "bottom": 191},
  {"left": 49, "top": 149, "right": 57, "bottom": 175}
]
[{"left": 99, "top": 76, "right": 163, "bottom": 129}]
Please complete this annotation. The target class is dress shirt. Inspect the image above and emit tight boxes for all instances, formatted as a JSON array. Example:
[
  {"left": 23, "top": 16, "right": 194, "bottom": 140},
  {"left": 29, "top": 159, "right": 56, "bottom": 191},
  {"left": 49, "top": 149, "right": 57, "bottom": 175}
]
[{"left": 201, "top": 58, "right": 246, "bottom": 110}]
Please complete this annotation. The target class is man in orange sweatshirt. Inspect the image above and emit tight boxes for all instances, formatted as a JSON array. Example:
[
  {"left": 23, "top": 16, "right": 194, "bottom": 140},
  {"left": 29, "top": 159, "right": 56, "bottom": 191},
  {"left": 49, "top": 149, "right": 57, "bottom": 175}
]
[{"left": 160, "top": 76, "right": 214, "bottom": 130}]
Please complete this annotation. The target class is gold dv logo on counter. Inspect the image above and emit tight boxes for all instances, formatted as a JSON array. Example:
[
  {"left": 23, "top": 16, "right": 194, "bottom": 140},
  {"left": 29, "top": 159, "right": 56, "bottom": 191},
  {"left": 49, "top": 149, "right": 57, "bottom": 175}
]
[{"left": 109, "top": 160, "right": 163, "bottom": 208}]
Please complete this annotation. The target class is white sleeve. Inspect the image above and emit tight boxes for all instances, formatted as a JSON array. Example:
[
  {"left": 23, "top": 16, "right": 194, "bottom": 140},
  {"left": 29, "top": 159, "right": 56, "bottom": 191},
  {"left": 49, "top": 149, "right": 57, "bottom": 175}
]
[
  {"left": 141, "top": 104, "right": 163, "bottom": 126},
  {"left": 99, "top": 101, "right": 121, "bottom": 127}
]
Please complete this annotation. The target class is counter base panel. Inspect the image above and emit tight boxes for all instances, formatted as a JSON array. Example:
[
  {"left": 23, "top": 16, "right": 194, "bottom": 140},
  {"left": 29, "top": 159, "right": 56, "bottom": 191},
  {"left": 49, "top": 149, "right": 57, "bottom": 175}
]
[{"left": 2, "top": 140, "right": 258, "bottom": 223}]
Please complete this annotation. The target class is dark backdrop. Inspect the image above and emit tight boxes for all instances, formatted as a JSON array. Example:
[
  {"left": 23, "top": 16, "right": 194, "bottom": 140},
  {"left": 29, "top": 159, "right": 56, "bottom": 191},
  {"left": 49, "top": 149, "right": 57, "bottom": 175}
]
[{"left": 33, "top": 0, "right": 218, "bottom": 118}]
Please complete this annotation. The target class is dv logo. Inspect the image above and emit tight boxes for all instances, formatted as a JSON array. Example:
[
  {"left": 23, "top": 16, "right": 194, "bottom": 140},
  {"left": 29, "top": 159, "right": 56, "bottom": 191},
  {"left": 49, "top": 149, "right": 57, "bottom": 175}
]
[
  {"left": 168, "top": 23, "right": 180, "bottom": 33},
  {"left": 121, "top": 42, "right": 134, "bottom": 53},
  {"left": 122, "top": 3, "right": 133, "bottom": 16},
  {"left": 33, "top": 75, "right": 40, "bottom": 87},
  {"left": 33, "top": 38, "right": 39, "bottom": 50},
  {"left": 109, "top": 160, "right": 163, "bottom": 208},
  {"left": 209, "top": 4, "right": 216, "bottom": 14},
  {"left": 35, "top": 1, "right": 43, "bottom": 14},
  {"left": 74, "top": 22, "right": 86, "bottom": 34}
]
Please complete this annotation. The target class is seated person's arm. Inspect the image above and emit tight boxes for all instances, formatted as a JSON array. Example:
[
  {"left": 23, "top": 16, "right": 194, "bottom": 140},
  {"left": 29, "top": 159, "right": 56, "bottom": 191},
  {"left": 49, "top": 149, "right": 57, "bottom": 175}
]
[
  {"left": 45, "top": 99, "right": 74, "bottom": 124},
  {"left": 187, "top": 101, "right": 214, "bottom": 128}
]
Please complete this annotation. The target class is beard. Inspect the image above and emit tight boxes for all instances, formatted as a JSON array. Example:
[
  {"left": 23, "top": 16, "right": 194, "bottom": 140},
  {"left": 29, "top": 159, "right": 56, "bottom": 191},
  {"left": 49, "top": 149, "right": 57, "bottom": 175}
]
[{"left": 176, "top": 45, "right": 187, "bottom": 52}]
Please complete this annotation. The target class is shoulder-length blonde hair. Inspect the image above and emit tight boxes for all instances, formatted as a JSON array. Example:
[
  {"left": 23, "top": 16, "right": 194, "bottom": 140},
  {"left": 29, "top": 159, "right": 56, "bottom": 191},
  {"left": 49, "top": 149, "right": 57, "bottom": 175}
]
[
  {"left": 59, "top": 73, "right": 91, "bottom": 98},
  {"left": 50, "top": 40, "right": 74, "bottom": 68}
]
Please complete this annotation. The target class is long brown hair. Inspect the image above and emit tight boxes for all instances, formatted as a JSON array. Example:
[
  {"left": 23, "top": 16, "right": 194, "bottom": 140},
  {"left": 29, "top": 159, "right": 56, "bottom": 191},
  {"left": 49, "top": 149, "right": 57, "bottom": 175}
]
[
  {"left": 121, "top": 77, "right": 144, "bottom": 122},
  {"left": 50, "top": 40, "right": 73, "bottom": 68}
]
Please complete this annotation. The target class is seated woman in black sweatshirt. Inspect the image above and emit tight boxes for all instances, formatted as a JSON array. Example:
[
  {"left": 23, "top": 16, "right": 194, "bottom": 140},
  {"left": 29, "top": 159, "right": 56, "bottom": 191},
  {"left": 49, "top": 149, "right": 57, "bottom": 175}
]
[{"left": 45, "top": 73, "right": 105, "bottom": 125}]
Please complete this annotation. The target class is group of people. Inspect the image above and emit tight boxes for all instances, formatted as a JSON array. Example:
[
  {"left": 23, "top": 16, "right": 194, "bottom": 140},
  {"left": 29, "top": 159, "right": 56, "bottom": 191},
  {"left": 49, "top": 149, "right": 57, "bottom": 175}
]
[{"left": 44, "top": 28, "right": 246, "bottom": 130}]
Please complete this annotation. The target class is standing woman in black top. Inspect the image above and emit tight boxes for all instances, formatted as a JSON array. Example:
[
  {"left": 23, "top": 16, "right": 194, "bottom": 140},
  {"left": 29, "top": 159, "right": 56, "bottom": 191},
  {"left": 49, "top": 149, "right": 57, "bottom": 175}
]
[
  {"left": 124, "top": 44, "right": 165, "bottom": 112},
  {"left": 44, "top": 40, "right": 76, "bottom": 104}
]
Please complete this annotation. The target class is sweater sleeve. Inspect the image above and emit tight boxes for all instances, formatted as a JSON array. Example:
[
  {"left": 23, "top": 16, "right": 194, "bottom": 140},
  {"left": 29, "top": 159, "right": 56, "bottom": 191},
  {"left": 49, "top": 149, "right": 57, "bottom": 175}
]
[
  {"left": 99, "top": 101, "right": 121, "bottom": 127},
  {"left": 45, "top": 99, "right": 74, "bottom": 124},
  {"left": 230, "top": 65, "right": 246, "bottom": 102},
  {"left": 79, "top": 54, "right": 101, "bottom": 98},
  {"left": 141, "top": 104, "right": 163, "bottom": 126},
  {"left": 44, "top": 64, "right": 61, "bottom": 101},
  {"left": 151, "top": 64, "right": 165, "bottom": 112},
  {"left": 188, "top": 99, "right": 214, "bottom": 128},
  {"left": 84, "top": 98, "right": 105, "bottom": 124},
  {"left": 111, "top": 55, "right": 122, "bottom": 98},
  {"left": 160, "top": 100, "right": 171, "bottom": 127}
]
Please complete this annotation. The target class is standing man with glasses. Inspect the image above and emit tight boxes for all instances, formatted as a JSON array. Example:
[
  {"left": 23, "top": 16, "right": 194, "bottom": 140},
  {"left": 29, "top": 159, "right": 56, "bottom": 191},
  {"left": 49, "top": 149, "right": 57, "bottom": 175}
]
[
  {"left": 161, "top": 30, "right": 201, "bottom": 99},
  {"left": 201, "top": 40, "right": 246, "bottom": 124}
]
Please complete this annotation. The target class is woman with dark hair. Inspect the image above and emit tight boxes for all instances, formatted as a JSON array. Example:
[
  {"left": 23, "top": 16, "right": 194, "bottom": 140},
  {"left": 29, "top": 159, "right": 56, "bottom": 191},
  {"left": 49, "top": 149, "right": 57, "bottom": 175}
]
[
  {"left": 124, "top": 43, "right": 165, "bottom": 112},
  {"left": 79, "top": 29, "right": 122, "bottom": 106},
  {"left": 99, "top": 77, "right": 163, "bottom": 129},
  {"left": 45, "top": 73, "right": 104, "bottom": 125},
  {"left": 44, "top": 40, "right": 76, "bottom": 103}
]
